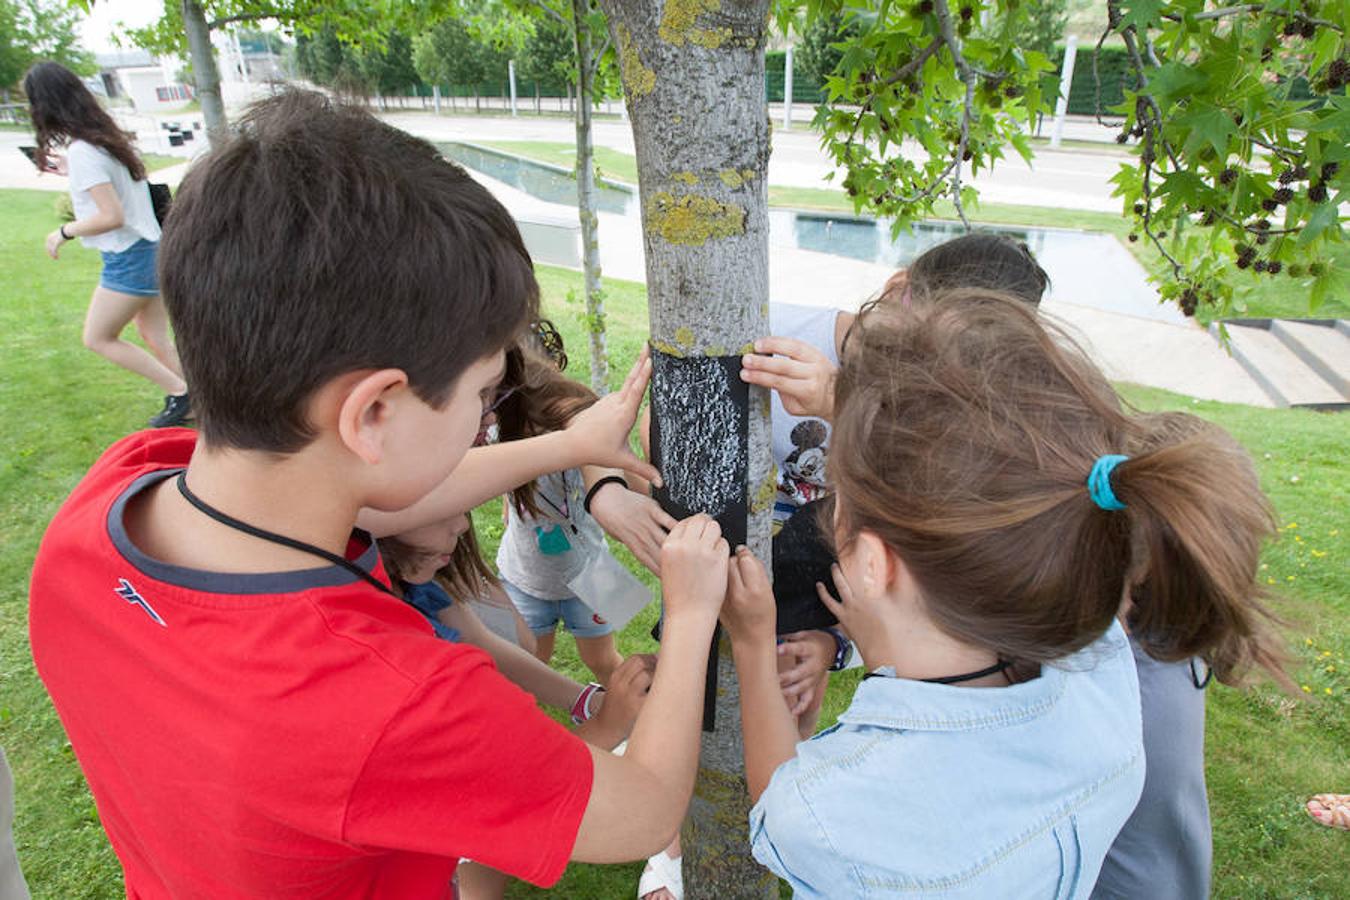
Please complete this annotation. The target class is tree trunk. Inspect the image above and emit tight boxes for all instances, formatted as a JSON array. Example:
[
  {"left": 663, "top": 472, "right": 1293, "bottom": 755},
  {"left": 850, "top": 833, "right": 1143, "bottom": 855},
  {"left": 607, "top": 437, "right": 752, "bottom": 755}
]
[
  {"left": 571, "top": 0, "right": 609, "bottom": 394},
  {"left": 181, "top": 0, "right": 227, "bottom": 148},
  {"left": 599, "top": 2, "right": 775, "bottom": 897}
]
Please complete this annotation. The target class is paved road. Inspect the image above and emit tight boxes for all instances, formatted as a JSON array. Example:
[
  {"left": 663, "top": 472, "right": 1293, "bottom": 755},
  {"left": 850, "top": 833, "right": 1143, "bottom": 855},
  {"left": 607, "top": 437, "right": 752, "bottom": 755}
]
[{"left": 380, "top": 110, "right": 1130, "bottom": 213}]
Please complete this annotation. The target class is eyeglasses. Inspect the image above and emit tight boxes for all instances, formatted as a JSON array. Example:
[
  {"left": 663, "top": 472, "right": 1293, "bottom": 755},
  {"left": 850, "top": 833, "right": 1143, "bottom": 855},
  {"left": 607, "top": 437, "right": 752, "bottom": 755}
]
[{"left": 482, "top": 385, "right": 519, "bottom": 421}]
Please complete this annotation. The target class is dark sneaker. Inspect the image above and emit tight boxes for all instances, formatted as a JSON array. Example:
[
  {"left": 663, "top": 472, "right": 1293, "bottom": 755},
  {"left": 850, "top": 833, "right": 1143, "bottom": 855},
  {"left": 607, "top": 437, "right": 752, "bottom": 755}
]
[{"left": 149, "top": 392, "right": 192, "bottom": 428}]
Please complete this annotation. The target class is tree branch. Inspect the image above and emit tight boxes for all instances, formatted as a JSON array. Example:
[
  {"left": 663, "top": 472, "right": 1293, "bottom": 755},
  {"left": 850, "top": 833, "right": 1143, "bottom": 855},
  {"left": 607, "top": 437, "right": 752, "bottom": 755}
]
[
  {"left": 932, "top": 0, "right": 979, "bottom": 228},
  {"left": 1160, "top": 4, "right": 1341, "bottom": 31},
  {"left": 589, "top": 35, "right": 612, "bottom": 79},
  {"left": 523, "top": 0, "right": 569, "bottom": 27},
  {"left": 1092, "top": 17, "right": 1123, "bottom": 129},
  {"left": 885, "top": 36, "right": 942, "bottom": 86},
  {"left": 207, "top": 10, "right": 287, "bottom": 30}
]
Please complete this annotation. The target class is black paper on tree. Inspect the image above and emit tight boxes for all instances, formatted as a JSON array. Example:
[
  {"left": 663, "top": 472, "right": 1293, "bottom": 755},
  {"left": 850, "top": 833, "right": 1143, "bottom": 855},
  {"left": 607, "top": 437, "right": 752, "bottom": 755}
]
[{"left": 649, "top": 349, "right": 749, "bottom": 731}]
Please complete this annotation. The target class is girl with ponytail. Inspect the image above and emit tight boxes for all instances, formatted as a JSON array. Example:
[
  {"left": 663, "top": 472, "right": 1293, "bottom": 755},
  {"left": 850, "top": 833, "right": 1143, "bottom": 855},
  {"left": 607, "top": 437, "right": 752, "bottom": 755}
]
[{"left": 720, "top": 288, "right": 1287, "bottom": 898}]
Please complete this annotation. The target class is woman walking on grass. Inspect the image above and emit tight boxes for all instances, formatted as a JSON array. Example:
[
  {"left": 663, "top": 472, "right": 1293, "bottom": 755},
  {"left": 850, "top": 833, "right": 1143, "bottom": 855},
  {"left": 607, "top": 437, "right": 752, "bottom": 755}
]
[{"left": 24, "top": 61, "right": 190, "bottom": 428}]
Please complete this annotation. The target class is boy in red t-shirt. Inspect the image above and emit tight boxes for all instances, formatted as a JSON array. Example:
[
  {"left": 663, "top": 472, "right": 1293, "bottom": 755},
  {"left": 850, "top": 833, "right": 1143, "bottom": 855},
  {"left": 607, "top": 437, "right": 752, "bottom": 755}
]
[{"left": 28, "top": 91, "right": 727, "bottom": 899}]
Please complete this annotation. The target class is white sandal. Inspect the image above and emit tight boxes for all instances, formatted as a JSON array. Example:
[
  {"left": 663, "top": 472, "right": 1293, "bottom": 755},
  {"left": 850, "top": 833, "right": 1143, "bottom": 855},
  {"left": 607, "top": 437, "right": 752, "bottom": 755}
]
[{"left": 637, "top": 850, "right": 683, "bottom": 900}]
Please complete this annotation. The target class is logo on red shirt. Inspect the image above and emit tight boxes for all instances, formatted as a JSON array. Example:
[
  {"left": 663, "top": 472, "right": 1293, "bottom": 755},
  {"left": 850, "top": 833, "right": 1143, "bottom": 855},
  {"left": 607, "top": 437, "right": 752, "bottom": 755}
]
[{"left": 115, "top": 578, "right": 166, "bottom": 627}]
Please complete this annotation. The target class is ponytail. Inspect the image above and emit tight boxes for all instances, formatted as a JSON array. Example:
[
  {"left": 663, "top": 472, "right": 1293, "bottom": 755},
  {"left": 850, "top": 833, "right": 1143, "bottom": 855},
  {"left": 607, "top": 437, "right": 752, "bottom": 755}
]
[{"left": 1112, "top": 418, "right": 1291, "bottom": 687}]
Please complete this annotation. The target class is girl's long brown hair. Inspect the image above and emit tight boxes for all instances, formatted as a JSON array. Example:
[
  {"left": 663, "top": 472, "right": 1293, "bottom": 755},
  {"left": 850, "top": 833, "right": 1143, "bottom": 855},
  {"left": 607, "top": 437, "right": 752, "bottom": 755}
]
[
  {"left": 24, "top": 61, "right": 147, "bottom": 181},
  {"left": 380, "top": 511, "right": 502, "bottom": 602},
  {"left": 830, "top": 288, "right": 1289, "bottom": 688},
  {"left": 494, "top": 321, "right": 598, "bottom": 518}
]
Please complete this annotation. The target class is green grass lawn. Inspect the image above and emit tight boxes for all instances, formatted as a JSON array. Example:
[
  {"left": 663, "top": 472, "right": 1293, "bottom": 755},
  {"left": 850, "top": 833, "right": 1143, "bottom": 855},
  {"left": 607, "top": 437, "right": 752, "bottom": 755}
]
[{"left": 1, "top": 186, "right": 1346, "bottom": 897}]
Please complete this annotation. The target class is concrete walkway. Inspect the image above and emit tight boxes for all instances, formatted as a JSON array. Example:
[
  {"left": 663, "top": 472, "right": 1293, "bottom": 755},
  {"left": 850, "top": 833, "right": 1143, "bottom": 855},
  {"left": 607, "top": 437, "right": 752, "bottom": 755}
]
[
  {"left": 450, "top": 164, "right": 1273, "bottom": 408},
  {"left": 0, "top": 112, "right": 1274, "bottom": 407}
]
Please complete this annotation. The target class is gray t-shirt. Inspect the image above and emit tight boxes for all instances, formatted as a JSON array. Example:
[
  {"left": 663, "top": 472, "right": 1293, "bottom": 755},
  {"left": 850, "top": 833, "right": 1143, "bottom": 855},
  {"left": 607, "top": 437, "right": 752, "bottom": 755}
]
[
  {"left": 496, "top": 468, "right": 606, "bottom": 600},
  {"left": 1091, "top": 639, "right": 1212, "bottom": 900}
]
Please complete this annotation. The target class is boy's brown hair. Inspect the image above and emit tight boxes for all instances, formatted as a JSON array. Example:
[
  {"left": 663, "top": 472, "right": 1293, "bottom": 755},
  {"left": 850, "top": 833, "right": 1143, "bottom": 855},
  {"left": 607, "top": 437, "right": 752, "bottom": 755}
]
[
  {"left": 902, "top": 232, "right": 1050, "bottom": 306},
  {"left": 830, "top": 289, "right": 1288, "bottom": 687},
  {"left": 160, "top": 90, "right": 538, "bottom": 452}
]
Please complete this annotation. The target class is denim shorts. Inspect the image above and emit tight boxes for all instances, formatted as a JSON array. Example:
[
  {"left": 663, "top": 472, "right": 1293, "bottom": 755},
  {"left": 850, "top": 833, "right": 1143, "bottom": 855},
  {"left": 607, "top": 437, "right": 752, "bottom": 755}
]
[
  {"left": 99, "top": 238, "right": 159, "bottom": 297},
  {"left": 501, "top": 579, "right": 613, "bottom": 638}
]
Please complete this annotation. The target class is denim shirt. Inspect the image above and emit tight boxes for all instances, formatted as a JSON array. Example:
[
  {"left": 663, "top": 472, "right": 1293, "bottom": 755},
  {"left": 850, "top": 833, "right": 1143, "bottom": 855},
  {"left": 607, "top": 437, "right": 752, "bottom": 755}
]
[{"left": 750, "top": 621, "right": 1144, "bottom": 899}]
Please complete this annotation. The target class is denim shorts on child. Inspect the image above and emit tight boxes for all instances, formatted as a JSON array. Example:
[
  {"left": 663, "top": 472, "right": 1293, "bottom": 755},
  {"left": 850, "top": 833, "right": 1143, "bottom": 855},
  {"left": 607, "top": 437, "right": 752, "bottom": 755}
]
[
  {"left": 99, "top": 238, "right": 159, "bottom": 297},
  {"left": 501, "top": 579, "right": 613, "bottom": 638}
]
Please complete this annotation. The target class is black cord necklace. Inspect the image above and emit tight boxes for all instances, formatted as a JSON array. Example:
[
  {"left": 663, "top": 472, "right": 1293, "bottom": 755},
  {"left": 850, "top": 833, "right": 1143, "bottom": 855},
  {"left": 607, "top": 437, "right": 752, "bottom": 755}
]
[
  {"left": 175, "top": 471, "right": 393, "bottom": 597},
  {"left": 864, "top": 658, "right": 1015, "bottom": 685},
  {"left": 535, "top": 472, "right": 579, "bottom": 535}
]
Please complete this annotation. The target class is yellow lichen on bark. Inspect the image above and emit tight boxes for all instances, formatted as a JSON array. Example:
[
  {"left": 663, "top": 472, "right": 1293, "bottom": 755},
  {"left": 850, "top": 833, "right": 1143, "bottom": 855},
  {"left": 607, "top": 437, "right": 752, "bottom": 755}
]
[
  {"left": 646, "top": 191, "right": 746, "bottom": 246},
  {"left": 617, "top": 24, "right": 655, "bottom": 98},
  {"left": 750, "top": 471, "right": 777, "bottom": 514},
  {"left": 649, "top": 338, "right": 686, "bottom": 358},
  {"left": 672, "top": 171, "right": 699, "bottom": 186},
  {"left": 674, "top": 327, "right": 696, "bottom": 348},
  {"left": 659, "top": 0, "right": 729, "bottom": 48},
  {"left": 717, "top": 169, "right": 744, "bottom": 188}
]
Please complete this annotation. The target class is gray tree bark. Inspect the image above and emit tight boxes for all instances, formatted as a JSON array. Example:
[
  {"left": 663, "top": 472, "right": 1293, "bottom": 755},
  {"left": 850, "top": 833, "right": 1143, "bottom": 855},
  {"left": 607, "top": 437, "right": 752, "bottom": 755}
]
[
  {"left": 571, "top": 0, "right": 610, "bottom": 393},
  {"left": 599, "top": 1, "right": 775, "bottom": 897},
  {"left": 181, "top": 0, "right": 228, "bottom": 148}
]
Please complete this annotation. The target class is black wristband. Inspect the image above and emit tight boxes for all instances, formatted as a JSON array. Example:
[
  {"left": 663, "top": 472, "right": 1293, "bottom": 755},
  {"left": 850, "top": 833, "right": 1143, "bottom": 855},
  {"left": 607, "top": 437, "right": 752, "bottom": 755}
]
[
  {"left": 59, "top": 224, "right": 72, "bottom": 241},
  {"left": 583, "top": 475, "right": 628, "bottom": 515}
]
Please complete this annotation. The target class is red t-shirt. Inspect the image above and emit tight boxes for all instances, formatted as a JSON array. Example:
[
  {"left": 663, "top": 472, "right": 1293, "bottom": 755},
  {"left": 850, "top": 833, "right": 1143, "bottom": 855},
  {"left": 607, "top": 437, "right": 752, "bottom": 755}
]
[{"left": 29, "top": 430, "right": 594, "bottom": 899}]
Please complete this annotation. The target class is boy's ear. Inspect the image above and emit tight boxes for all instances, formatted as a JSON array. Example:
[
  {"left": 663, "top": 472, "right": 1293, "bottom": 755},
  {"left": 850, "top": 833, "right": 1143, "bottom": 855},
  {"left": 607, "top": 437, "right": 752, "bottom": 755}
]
[{"left": 335, "top": 369, "right": 410, "bottom": 465}]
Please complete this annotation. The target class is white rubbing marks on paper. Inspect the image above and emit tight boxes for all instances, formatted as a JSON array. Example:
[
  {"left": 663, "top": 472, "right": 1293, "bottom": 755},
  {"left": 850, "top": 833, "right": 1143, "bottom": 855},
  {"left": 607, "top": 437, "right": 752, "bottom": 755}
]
[{"left": 655, "top": 354, "right": 746, "bottom": 518}]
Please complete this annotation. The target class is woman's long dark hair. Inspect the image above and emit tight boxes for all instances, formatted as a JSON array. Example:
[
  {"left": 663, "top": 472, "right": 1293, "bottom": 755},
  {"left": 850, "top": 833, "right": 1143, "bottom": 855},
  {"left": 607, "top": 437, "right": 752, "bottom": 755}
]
[{"left": 24, "top": 61, "right": 146, "bottom": 180}]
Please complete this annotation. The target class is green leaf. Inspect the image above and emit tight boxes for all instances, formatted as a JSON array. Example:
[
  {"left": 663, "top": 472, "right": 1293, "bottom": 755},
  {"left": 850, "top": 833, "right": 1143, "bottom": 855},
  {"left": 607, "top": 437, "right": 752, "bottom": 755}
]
[
  {"left": 1148, "top": 62, "right": 1207, "bottom": 107},
  {"left": 1173, "top": 104, "right": 1235, "bottom": 159},
  {"left": 1309, "top": 29, "right": 1340, "bottom": 77},
  {"left": 1117, "top": 0, "right": 1167, "bottom": 32},
  {"left": 1299, "top": 197, "right": 1342, "bottom": 247}
]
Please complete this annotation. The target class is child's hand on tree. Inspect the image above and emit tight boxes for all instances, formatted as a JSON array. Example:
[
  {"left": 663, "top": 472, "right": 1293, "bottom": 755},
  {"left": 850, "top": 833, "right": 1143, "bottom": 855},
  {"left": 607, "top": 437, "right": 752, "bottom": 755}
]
[
  {"left": 740, "top": 337, "right": 838, "bottom": 420},
  {"left": 658, "top": 514, "right": 728, "bottom": 623},
  {"left": 565, "top": 348, "right": 663, "bottom": 487},
  {"left": 582, "top": 654, "right": 656, "bottom": 750},
  {"left": 588, "top": 484, "right": 676, "bottom": 574},
  {"left": 722, "top": 546, "right": 777, "bottom": 644}
]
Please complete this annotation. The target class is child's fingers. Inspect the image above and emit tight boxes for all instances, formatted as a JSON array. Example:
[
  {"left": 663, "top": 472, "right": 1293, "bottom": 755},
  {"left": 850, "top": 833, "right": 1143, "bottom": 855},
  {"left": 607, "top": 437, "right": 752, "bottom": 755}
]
[
  {"left": 741, "top": 351, "right": 815, "bottom": 381},
  {"left": 816, "top": 580, "right": 845, "bottom": 618},
  {"left": 647, "top": 504, "right": 678, "bottom": 532},
  {"left": 620, "top": 350, "right": 652, "bottom": 402},
  {"left": 726, "top": 546, "right": 747, "bottom": 595},
  {"left": 829, "top": 563, "right": 856, "bottom": 603},
  {"left": 737, "top": 549, "right": 771, "bottom": 593},
  {"left": 696, "top": 514, "right": 721, "bottom": 544},
  {"left": 614, "top": 449, "right": 662, "bottom": 489},
  {"left": 739, "top": 367, "right": 809, "bottom": 396},
  {"left": 786, "top": 685, "right": 814, "bottom": 717},
  {"left": 753, "top": 335, "right": 826, "bottom": 363}
]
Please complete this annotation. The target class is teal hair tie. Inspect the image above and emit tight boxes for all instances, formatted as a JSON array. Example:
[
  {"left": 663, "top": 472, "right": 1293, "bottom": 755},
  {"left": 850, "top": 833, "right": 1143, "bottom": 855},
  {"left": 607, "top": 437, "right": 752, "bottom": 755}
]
[{"left": 1087, "top": 454, "right": 1129, "bottom": 511}]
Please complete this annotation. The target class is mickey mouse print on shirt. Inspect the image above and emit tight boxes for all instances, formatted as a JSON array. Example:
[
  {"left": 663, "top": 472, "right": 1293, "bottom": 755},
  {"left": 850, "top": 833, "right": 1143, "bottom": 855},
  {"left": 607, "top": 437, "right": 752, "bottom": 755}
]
[{"left": 779, "top": 419, "right": 829, "bottom": 508}]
